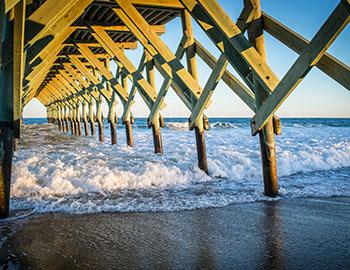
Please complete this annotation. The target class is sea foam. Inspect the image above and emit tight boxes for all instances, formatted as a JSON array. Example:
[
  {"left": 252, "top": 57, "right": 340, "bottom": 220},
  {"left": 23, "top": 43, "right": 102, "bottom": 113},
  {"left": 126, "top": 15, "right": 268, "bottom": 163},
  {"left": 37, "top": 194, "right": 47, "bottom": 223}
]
[{"left": 10, "top": 119, "right": 350, "bottom": 214}]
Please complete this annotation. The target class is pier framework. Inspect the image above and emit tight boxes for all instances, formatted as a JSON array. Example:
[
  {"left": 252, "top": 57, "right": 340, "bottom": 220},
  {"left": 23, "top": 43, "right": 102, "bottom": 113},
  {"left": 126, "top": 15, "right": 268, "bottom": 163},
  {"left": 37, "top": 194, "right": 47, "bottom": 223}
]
[{"left": 0, "top": 0, "right": 349, "bottom": 217}]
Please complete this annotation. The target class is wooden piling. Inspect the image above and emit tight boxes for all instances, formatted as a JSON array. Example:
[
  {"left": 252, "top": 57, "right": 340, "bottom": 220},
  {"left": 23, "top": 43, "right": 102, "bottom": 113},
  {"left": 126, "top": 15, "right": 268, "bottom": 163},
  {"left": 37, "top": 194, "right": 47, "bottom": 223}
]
[
  {"left": 84, "top": 120, "right": 89, "bottom": 136},
  {"left": 152, "top": 123, "right": 163, "bottom": 154},
  {"left": 146, "top": 53, "right": 163, "bottom": 154},
  {"left": 64, "top": 119, "right": 69, "bottom": 132},
  {"left": 107, "top": 82, "right": 118, "bottom": 145},
  {"left": 125, "top": 120, "right": 133, "bottom": 147},
  {"left": 58, "top": 117, "right": 62, "bottom": 131},
  {"left": 182, "top": 10, "right": 208, "bottom": 174},
  {"left": 110, "top": 122, "right": 117, "bottom": 145},
  {"left": 194, "top": 126, "right": 208, "bottom": 174},
  {"left": 76, "top": 120, "right": 82, "bottom": 136},
  {"left": 121, "top": 74, "right": 133, "bottom": 147},
  {"left": 96, "top": 96, "right": 104, "bottom": 142},
  {"left": 248, "top": 0, "right": 278, "bottom": 196},
  {"left": 98, "top": 120, "right": 104, "bottom": 142},
  {"left": 76, "top": 104, "right": 82, "bottom": 136},
  {"left": 82, "top": 102, "right": 89, "bottom": 136},
  {"left": 70, "top": 112, "right": 75, "bottom": 135},
  {"left": 0, "top": 127, "right": 14, "bottom": 218},
  {"left": 88, "top": 98, "right": 95, "bottom": 135},
  {"left": 90, "top": 121, "right": 95, "bottom": 135}
]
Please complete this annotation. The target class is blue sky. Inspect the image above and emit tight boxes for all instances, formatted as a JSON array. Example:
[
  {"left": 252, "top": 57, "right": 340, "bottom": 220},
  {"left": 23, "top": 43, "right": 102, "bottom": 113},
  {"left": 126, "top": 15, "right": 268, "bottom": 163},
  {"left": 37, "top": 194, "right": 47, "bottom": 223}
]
[{"left": 24, "top": 0, "right": 350, "bottom": 118}]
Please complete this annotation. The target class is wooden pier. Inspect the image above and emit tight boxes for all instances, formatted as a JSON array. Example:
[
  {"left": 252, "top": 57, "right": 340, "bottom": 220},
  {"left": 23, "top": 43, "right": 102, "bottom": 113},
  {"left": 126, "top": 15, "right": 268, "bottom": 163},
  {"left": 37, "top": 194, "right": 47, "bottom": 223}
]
[{"left": 0, "top": 0, "right": 349, "bottom": 217}]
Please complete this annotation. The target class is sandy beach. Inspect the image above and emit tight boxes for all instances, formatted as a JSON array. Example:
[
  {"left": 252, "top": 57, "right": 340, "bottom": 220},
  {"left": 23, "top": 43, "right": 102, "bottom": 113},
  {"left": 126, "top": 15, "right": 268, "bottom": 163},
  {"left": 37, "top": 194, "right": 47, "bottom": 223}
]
[{"left": 1, "top": 197, "right": 349, "bottom": 269}]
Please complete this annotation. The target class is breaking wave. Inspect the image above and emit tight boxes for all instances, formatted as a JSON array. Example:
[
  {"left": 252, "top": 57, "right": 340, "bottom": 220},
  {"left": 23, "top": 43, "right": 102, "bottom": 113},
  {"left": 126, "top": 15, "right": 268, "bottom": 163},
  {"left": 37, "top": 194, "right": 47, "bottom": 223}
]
[{"left": 10, "top": 118, "right": 350, "bottom": 214}]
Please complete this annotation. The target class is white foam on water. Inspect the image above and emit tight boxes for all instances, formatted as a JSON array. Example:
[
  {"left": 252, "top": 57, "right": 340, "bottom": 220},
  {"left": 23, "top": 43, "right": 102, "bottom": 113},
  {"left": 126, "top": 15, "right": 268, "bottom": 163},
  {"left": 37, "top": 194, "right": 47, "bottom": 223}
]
[
  {"left": 9, "top": 122, "right": 350, "bottom": 214},
  {"left": 166, "top": 122, "right": 189, "bottom": 130}
]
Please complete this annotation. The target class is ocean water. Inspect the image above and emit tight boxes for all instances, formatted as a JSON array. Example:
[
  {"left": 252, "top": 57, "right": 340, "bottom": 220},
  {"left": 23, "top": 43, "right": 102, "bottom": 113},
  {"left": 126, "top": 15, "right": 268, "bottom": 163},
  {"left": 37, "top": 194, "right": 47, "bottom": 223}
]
[{"left": 9, "top": 118, "right": 350, "bottom": 214}]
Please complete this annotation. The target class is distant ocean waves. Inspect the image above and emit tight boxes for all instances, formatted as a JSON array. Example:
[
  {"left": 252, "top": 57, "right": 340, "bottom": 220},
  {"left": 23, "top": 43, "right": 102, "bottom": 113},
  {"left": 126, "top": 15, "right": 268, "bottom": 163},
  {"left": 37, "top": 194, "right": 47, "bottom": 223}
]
[{"left": 24, "top": 117, "right": 350, "bottom": 129}]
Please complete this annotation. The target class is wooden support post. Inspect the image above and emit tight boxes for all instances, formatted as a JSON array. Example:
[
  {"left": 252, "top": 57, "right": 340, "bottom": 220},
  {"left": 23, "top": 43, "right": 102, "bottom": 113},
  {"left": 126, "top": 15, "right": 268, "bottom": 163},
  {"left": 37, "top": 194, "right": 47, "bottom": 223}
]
[
  {"left": 125, "top": 120, "right": 133, "bottom": 147},
  {"left": 82, "top": 101, "right": 89, "bottom": 136},
  {"left": 248, "top": 0, "right": 278, "bottom": 196},
  {"left": 194, "top": 126, "right": 208, "bottom": 174},
  {"left": 0, "top": 3, "right": 14, "bottom": 218},
  {"left": 64, "top": 106, "right": 69, "bottom": 132},
  {"left": 110, "top": 122, "right": 117, "bottom": 145},
  {"left": 70, "top": 108, "right": 75, "bottom": 135},
  {"left": 88, "top": 96, "right": 96, "bottom": 135},
  {"left": 121, "top": 74, "right": 133, "bottom": 147},
  {"left": 75, "top": 103, "right": 82, "bottom": 136},
  {"left": 96, "top": 95, "right": 104, "bottom": 142},
  {"left": 13, "top": 0, "right": 25, "bottom": 139},
  {"left": 182, "top": 10, "right": 208, "bottom": 174},
  {"left": 0, "top": 127, "right": 14, "bottom": 218},
  {"left": 57, "top": 106, "right": 62, "bottom": 131},
  {"left": 146, "top": 53, "right": 163, "bottom": 154},
  {"left": 108, "top": 87, "right": 117, "bottom": 145},
  {"left": 60, "top": 106, "right": 65, "bottom": 132}
]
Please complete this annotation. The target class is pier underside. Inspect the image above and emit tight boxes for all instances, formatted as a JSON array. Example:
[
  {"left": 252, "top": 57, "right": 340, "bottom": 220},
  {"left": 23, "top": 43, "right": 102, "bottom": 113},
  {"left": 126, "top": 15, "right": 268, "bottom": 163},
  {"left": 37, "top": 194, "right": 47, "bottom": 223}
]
[{"left": 0, "top": 0, "right": 349, "bottom": 217}]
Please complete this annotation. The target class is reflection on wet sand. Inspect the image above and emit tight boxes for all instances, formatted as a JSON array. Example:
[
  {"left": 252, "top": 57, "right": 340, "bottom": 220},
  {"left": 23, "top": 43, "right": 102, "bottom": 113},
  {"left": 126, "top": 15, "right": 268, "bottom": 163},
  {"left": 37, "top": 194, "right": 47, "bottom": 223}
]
[
  {"left": 0, "top": 197, "right": 349, "bottom": 269},
  {"left": 261, "top": 201, "right": 285, "bottom": 270}
]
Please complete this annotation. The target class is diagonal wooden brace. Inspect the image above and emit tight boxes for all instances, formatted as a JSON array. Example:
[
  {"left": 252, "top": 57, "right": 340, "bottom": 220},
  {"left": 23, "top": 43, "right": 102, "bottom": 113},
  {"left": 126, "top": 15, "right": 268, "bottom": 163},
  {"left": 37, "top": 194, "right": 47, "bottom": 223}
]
[
  {"left": 251, "top": 1, "right": 350, "bottom": 135},
  {"left": 148, "top": 34, "right": 190, "bottom": 127},
  {"left": 189, "top": 54, "right": 228, "bottom": 129},
  {"left": 114, "top": 2, "right": 202, "bottom": 105},
  {"left": 179, "top": 0, "right": 279, "bottom": 95},
  {"left": 90, "top": 26, "right": 164, "bottom": 110},
  {"left": 262, "top": 11, "right": 350, "bottom": 92}
]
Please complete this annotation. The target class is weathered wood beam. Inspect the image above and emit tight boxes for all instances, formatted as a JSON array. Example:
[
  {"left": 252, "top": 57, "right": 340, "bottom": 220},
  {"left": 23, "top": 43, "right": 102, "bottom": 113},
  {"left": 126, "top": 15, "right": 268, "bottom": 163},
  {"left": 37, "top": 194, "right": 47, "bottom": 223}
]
[
  {"left": 13, "top": 0, "right": 25, "bottom": 138},
  {"left": 25, "top": 0, "right": 93, "bottom": 78},
  {"left": 59, "top": 69, "right": 91, "bottom": 102},
  {"left": 236, "top": 0, "right": 255, "bottom": 32},
  {"left": 262, "top": 12, "right": 350, "bottom": 92},
  {"left": 69, "top": 55, "right": 112, "bottom": 102},
  {"left": 114, "top": 3, "right": 202, "bottom": 105},
  {"left": 63, "top": 63, "right": 100, "bottom": 101},
  {"left": 55, "top": 74, "right": 87, "bottom": 104},
  {"left": 63, "top": 42, "right": 138, "bottom": 50},
  {"left": 25, "top": 27, "right": 76, "bottom": 76},
  {"left": 46, "top": 83, "right": 78, "bottom": 108},
  {"left": 194, "top": 39, "right": 256, "bottom": 112},
  {"left": 145, "top": 52, "right": 164, "bottom": 154},
  {"left": 129, "top": 0, "right": 183, "bottom": 8},
  {"left": 91, "top": 26, "right": 162, "bottom": 109},
  {"left": 5, "top": 0, "right": 20, "bottom": 13},
  {"left": 24, "top": 42, "right": 66, "bottom": 100},
  {"left": 77, "top": 44, "right": 128, "bottom": 103},
  {"left": 121, "top": 52, "right": 146, "bottom": 122},
  {"left": 251, "top": 1, "right": 350, "bottom": 135},
  {"left": 189, "top": 54, "right": 228, "bottom": 128},
  {"left": 72, "top": 25, "right": 165, "bottom": 34},
  {"left": 148, "top": 34, "right": 190, "bottom": 126},
  {"left": 179, "top": 0, "right": 279, "bottom": 94},
  {"left": 248, "top": 0, "right": 278, "bottom": 197},
  {"left": 50, "top": 79, "right": 78, "bottom": 103},
  {"left": 0, "top": 0, "right": 14, "bottom": 218},
  {"left": 25, "top": 0, "right": 90, "bottom": 46}
]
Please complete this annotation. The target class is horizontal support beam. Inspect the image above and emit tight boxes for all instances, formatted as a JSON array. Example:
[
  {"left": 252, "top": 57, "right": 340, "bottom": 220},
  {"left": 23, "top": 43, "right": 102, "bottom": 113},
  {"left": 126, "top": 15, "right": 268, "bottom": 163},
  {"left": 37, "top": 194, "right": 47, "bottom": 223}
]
[{"left": 71, "top": 25, "right": 165, "bottom": 34}]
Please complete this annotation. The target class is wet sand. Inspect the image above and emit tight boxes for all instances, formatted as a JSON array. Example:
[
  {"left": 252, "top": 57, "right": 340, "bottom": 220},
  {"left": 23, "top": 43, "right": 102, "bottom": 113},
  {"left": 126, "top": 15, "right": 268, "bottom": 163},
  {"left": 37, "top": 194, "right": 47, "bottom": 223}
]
[{"left": 1, "top": 197, "right": 349, "bottom": 270}]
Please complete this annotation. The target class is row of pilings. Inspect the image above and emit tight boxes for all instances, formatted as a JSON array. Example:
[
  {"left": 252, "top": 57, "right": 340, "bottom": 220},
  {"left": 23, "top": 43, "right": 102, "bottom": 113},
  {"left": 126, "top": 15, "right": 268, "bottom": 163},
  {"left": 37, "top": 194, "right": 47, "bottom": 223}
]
[{"left": 47, "top": 113, "right": 134, "bottom": 147}]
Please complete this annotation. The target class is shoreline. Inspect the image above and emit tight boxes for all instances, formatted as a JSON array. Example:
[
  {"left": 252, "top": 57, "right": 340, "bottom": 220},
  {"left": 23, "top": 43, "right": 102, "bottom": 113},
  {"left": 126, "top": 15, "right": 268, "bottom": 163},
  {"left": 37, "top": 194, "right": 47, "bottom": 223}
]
[{"left": 1, "top": 196, "right": 349, "bottom": 269}]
